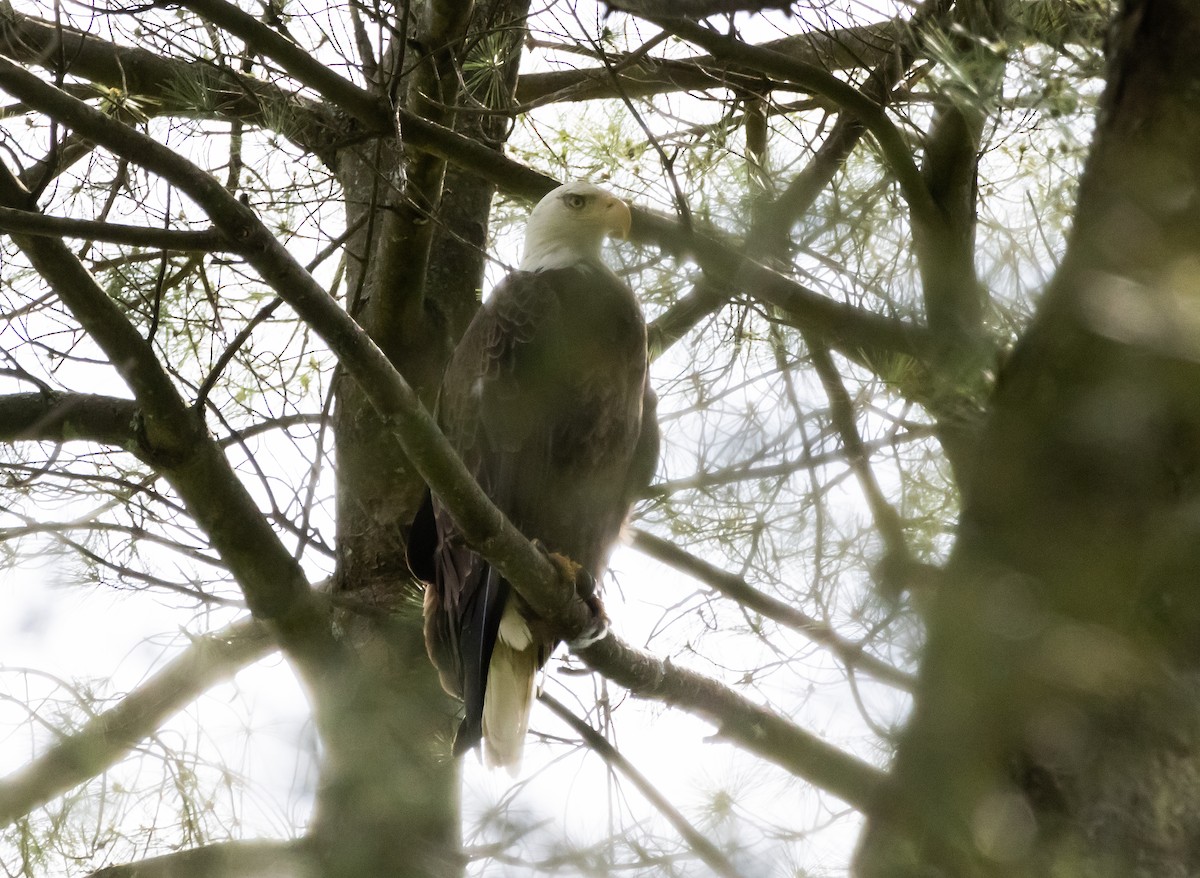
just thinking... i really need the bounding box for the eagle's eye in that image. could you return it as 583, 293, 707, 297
563, 193, 588, 210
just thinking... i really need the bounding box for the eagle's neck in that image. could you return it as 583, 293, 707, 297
520, 246, 604, 272
520, 221, 606, 272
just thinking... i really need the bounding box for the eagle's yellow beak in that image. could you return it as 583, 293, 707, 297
604, 197, 633, 240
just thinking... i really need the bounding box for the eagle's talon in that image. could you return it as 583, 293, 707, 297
532, 539, 593, 596
573, 566, 598, 600
570, 596, 610, 648
531, 539, 608, 645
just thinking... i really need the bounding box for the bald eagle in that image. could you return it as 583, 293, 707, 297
411, 182, 659, 771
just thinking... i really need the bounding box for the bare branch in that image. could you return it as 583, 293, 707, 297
0, 391, 138, 448
516, 24, 898, 106
173, 0, 386, 125
647, 426, 937, 494
86, 839, 305, 878
0, 207, 227, 250
606, 0, 789, 16
539, 692, 746, 878
0, 177, 198, 456
0, 165, 335, 668
655, 220, 936, 362
648, 4, 934, 363
640, 15, 942, 232
518, 2, 1106, 106
807, 341, 912, 574
576, 633, 885, 810
0, 618, 272, 827
631, 528, 916, 691
0, 4, 345, 158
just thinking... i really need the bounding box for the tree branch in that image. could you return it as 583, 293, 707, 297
0, 179, 198, 457
806, 340, 913, 575
576, 633, 885, 811
0, 618, 272, 827
638, 15, 942, 233
87, 839, 305, 878
0, 167, 335, 668
517, 2, 1105, 106
631, 528, 915, 691
172, 0, 386, 125
0, 3, 345, 159
516, 19, 902, 105
539, 692, 746, 878
648, 0, 937, 362
647, 426, 937, 494
0, 391, 138, 448
0, 207, 227, 250
611, 0, 789, 15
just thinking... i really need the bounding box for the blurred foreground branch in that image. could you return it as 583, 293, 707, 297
0, 617, 272, 827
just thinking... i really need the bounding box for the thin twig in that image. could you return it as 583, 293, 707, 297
540, 692, 746, 878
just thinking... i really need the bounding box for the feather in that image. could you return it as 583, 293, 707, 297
481, 603, 539, 773
452, 566, 506, 756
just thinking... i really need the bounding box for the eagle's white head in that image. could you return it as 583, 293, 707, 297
520, 181, 632, 272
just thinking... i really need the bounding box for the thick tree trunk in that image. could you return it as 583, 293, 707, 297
856, 2, 1200, 875
311, 3, 533, 875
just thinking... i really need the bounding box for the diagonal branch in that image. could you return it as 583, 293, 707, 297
0, 617, 272, 827
517, 0, 1105, 107
636, 14, 942, 234
86, 839, 306, 878
171, 0, 386, 125
516, 19, 903, 105
631, 528, 915, 691
807, 341, 912, 573
0, 169, 335, 668
576, 633, 884, 810
539, 692, 746, 878
0, 3, 345, 158
647, 2, 937, 362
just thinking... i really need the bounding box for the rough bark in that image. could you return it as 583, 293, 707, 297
322, 3, 533, 876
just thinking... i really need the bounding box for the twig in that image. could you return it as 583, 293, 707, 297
540, 692, 746, 878
0, 617, 272, 827
631, 528, 916, 691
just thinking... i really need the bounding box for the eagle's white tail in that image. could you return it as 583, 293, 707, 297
482, 603, 538, 773
482, 640, 538, 773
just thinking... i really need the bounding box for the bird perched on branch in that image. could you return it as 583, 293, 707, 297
410, 181, 659, 771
